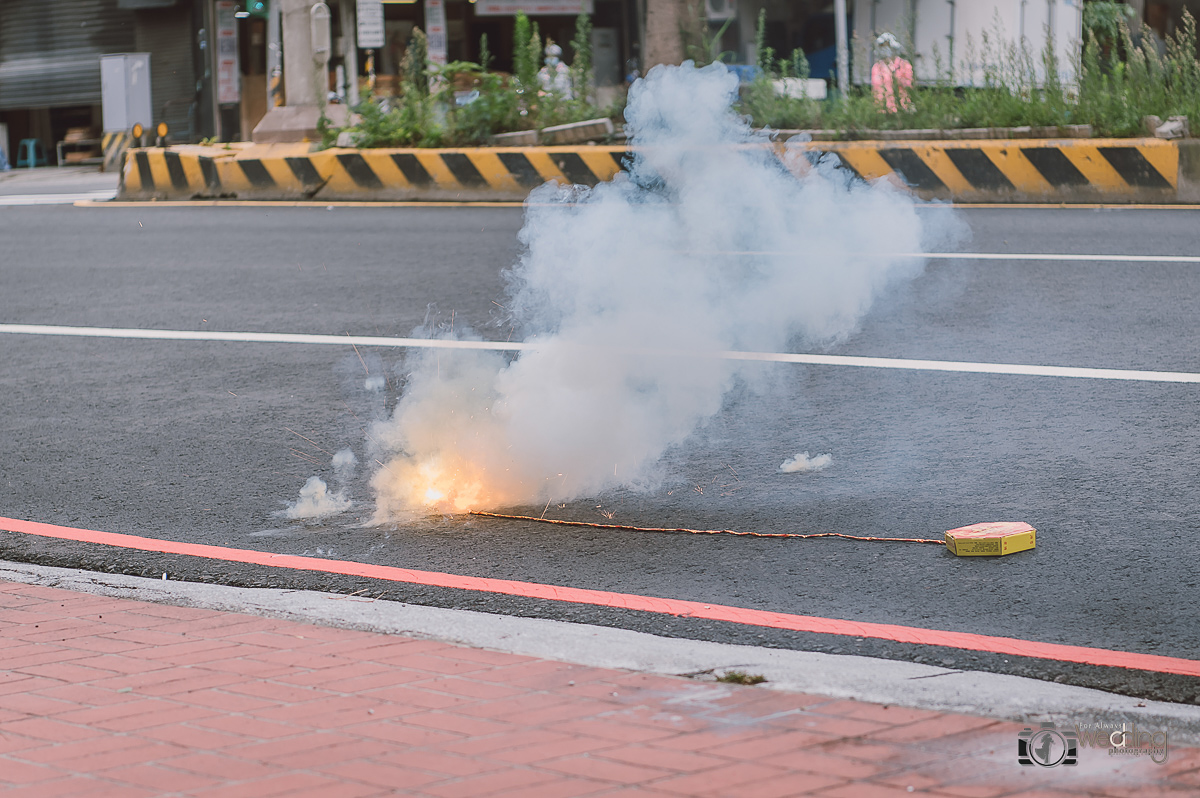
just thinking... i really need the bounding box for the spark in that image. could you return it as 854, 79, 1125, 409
289, 449, 322, 465
284, 427, 333, 456
346, 333, 368, 374
725, 464, 740, 481
228, 391, 237, 396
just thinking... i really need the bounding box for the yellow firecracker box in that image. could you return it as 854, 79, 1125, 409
944, 522, 1036, 557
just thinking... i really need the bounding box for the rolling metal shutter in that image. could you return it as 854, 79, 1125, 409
0, 0, 137, 110
133, 6, 196, 139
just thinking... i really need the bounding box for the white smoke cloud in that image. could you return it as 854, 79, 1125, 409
283, 475, 352, 520
780, 452, 833, 473
332, 447, 357, 481
368, 62, 956, 518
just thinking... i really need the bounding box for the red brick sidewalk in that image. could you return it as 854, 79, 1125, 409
0, 579, 1195, 797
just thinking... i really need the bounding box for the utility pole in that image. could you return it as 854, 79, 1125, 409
267, 0, 283, 109
835, 0, 849, 98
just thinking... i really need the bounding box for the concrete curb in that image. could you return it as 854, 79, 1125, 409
119, 139, 1200, 203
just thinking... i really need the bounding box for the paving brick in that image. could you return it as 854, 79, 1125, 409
362, 684, 477, 710
545, 717, 681, 745
540, 754, 672, 784
54, 740, 189, 773
650, 761, 791, 795
400, 710, 518, 737
0, 691, 80, 717
811, 781, 927, 797
0, 716, 107, 743
160, 751, 287, 781
227, 730, 360, 762
808, 700, 945, 727
192, 714, 299, 740
382, 748, 504, 777
0, 757, 64, 785
491, 735, 622, 765
220, 678, 336, 704
417, 766, 560, 798
440, 727, 572, 758
412, 676, 527, 701
595, 745, 728, 774
702, 729, 835, 761
193, 772, 381, 798
727, 770, 849, 797
91, 702, 219, 733
96, 762, 222, 792
340, 718, 464, 747
135, 721, 253, 750
0, 776, 121, 798
37, 683, 146, 707
760, 749, 891, 779
484, 775, 614, 798
318, 760, 445, 790
867, 715, 1005, 744
14, 732, 149, 765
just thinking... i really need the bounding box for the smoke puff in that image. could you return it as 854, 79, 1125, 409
332, 448, 357, 482
284, 476, 352, 520
369, 62, 956, 517
780, 452, 833, 473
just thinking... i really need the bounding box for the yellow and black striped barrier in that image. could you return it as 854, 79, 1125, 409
119, 139, 1190, 203
102, 131, 131, 173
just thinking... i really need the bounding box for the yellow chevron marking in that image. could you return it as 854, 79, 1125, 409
909, 146, 973, 194
1136, 143, 1178, 188
832, 147, 894, 180
358, 150, 409, 189
463, 151, 522, 191
522, 150, 568, 183
255, 157, 300, 189
214, 157, 253, 193
178, 154, 207, 192
578, 150, 622, 182
415, 152, 460, 188
1058, 145, 1126, 190
146, 151, 173, 191
308, 151, 359, 194
980, 145, 1054, 194
122, 153, 143, 193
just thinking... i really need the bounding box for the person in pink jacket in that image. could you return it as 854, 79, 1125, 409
871, 32, 913, 112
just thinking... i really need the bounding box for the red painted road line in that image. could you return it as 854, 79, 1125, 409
3, 515, 1198, 678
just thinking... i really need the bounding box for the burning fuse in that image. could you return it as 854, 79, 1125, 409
944, 522, 1036, 557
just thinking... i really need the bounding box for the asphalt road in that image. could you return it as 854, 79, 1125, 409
2, 202, 1199, 702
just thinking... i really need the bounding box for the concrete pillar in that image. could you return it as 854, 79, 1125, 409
252, 0, 346, 143
281, 0, 320, 106
644, 0, 693, 68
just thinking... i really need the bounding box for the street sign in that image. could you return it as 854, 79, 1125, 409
215, 0, 240, 104
474, 0, 593, 16
356, 0, 385, 49
424, 0, 447, 66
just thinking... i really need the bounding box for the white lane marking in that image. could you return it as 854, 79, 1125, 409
2, 323, 1198, 384
0, 324, 533, 352
922, 252, 1200, 264
0, 190, 117, 207
698, 251, 1200, 264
